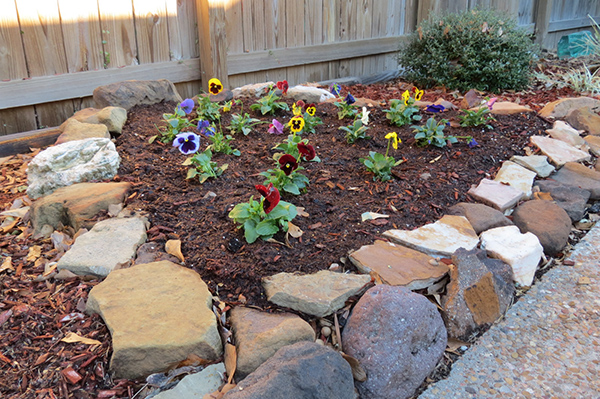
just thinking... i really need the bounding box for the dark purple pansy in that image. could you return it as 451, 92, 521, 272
278, 154, 299, 176
173, 132, 200, 155
297, 143, 316, 161
468, 138, 479, 148
425, 104, 445, 113
255, 183, 280, 214
344, 93, 355, 105
330, 82, 341, 96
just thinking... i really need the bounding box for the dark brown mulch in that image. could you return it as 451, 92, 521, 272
0, 76, 591, 398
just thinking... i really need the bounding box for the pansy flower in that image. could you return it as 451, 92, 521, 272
278, 154, 298, 175
385, 132, 400, 150
222, 101, 232, 112
292, 102, 303, 116
255, 183, 280, 214
413, 87, 424, 101
178, 98, 194, 114
298, 143, 316, 161
468, 138, 479, 148
208, 78, 223, 95
330, 82, 341, 96
304, 103, 316, 116
197, 120, 210, 134
173, 132, 200, 155
268, 119, 284, 135
276, 80, 289, 95
486, 97, 497, 111
289, 116, 305, 133
344, 93, 355, 105
361, 107, 370, 125
425, 104, 445, 113
402, 90, 411, 105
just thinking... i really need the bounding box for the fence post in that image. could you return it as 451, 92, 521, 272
534, 0, 553, 48
196, 0, 229, 90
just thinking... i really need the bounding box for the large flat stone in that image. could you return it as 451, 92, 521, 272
510, 155, 555, 178
494, 161, 537, 198
545, 120, 588, 149
382, 215, 479, 257
86, 261, 222, 380
349, 240, 449, 290
565, 107, 600, 135
93, 79, 182, 110
30, 182, 130, 234
530, 135, 591, 166
287, 85, 336, 103
447, 202, 513, 235
538, 97, 600, 119
56, 119, 110, 145
57, 217, 147, 277
59, 106, 128, 134
480, 226, 544, 287
551, 162, 600, 199
262, 270, 370, 317
467, 178, 524, 212
469, 101, 532, 115
583, 135, 600, 156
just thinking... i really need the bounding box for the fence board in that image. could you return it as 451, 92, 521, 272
166, 0, 199, 60
97, 0, 137, 67
286, 0, 305, 85
323, 0, 340, 84
305, 0, 325, 82
57, 0, 105, 73
0, 0, 28, 80
133, 0, 171, 64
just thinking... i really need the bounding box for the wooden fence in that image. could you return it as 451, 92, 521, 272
0, 0, 598, 137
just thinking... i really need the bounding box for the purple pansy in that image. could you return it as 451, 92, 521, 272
468, 138, 479, 148
268, 119, 284, 135
344, 93, 355, 105
330, 82, 341, 96
173, 132, 200, 154
197, 120, 215, 136
425, 104, 445, 113
178, 98, 195, 114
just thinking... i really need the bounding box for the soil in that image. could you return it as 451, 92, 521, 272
0, 67, 596, 398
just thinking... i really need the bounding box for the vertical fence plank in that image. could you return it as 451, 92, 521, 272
197, 0, 229, 89
132, 0, 170, 64
225, 0, 247, 88
534, 0, 553, 47
166, 0, 199, 60
323, 0, 340, 81
97, 0, 138, 68
305, 0, 324, 82
57, 0, 104, 73
264, 0, 287, 83
286, 0, 305, 85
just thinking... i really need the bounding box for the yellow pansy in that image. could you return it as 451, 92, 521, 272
402, 90, 410, 105
385, 132, 400, 150
222, 101, 232, 112
414, 88, 424, 101
208, 78, 223, 95
289, 116, 305, 133
292, 103, 302, 116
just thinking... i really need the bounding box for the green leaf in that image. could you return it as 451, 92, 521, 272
283, 182, 301, 195
229, 203, 251, 220
186, 168, 198, 179
244, 220, 259, 243
148, 135, 158, 144
255, 220, 279, 236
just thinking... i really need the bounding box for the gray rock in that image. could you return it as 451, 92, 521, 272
153, 363, 226, 399
262, 270, 371, 317
512, 200, 572, 256
223, 342, 354, 399
442, 248, 514, 340
26, 138, 120, 200
57, 217, 147, 277
447, 202, 513, 234
60, 106, 128, 134
30, 182, 130, 234
287, 85, 336, 103
56, 119, 110, 144
535, 180, 591, 222
510, 155, 555, 178
342, 285, 447, 399
551, 162, 600, 199
93, 79, 182, 110
230, 307, 315, 380
86, 261, 222, 380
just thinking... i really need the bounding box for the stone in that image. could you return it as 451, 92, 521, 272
467, 178, 525, 212
59, 106, 128, 134
383, 215, 478, 257
460, 89, 482, 109
348, 240, 449, 290
232, 82, 275, 98
86, 261, 222, 380
433, 98, 457, 110
30, 182, 130, 234
546, 120, 588, 149
584, 135, 600, 156
480, 226, 544, 286
93, 79, 182, 110
551, 162, 600, 199
441, 248, 515, 340
469, 101, 533, 115
512, 200, 573, 256
287, 85, 336, 103
57, 217, 147, 277
529, 135, 591, 166
539, 97, 600, 119
229, 307, 315, 380
262, 270, 370, 317
494, 161, 537, 198
510, 155, 555, 178
153, 363, 226, 399
222, 342, 354, 399
565, 107, 600, 135
55, 119, 110, 144
134, 242, 181, 265
534, 180, 590, 222
342, 285, 447, 399
26, 138, 120, 200
447, 202, 513, 235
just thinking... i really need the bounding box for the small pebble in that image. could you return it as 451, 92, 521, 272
429, 259, 439, 266
315, 339, 325, 346
321, 326, 332, 337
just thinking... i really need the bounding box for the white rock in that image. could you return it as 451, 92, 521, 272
27, 138, 120, 199
382, 215, 479, 257
546, 120, 588, 150
467, 178, 525, 212
529, 135, 591, 167
232, 82, 275, 98
480, 226, 543, 287
153, 363, 226, 399
287, 85, 336, 103
510, 155, 555, 178
494, 161, 537, 199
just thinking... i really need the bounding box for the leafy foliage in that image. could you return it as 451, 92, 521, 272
250, 86, 290, 115
228, 197, 297, 243
384, 98, 422, 127
196, 95, 222, 122
398, 8, 539, 92
360, 151, 403, 182
412, 117, 456, 147
151, 107, 195, 144
260, 167, 310, 195
228, 112, 265, 135
339, 120, 370, 144
183, 150, 228, 183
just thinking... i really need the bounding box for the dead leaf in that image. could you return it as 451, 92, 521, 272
1, 218, 18, 233
61, 332, 102, 346
361, 212, 389, 222
533, 192, 553, 201
0, 206, 29, 218
224, 343, 237, 384
26, 246, 42, 262
308, 222, 322, 229
341, 353, 367, 381
370, 271, 384, 285
287, 222, 303, 238
165, 240, 185, 262
481, 21, 489, 32
429, 155, 442, 164
173, 353, 211, 369
296, 206, 309, 217
446, 338, 469, 354
1, 257, 14, 273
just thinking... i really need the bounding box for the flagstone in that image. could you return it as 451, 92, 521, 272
494, 161, 537, 198
348, 240, 449, 290
551, 162, 600, 199
535, 180, 591, 222
510, 155, 555, 178
529, 135, 591, 166
565, 107, 600, 135
382, 215, 479, 257
546, 120, 588, 149
153, 363, 226, 399
467, 178, 524, 212
538, 97, 600, 119
469, 101, 532, 115
447, 202, 513, 235
55, 119, 110, 145
583, 135, 600, 156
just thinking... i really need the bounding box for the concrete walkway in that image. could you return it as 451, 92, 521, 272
419, 222, 600, 399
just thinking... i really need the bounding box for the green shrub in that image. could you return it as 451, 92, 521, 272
398, 9, 539, 93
